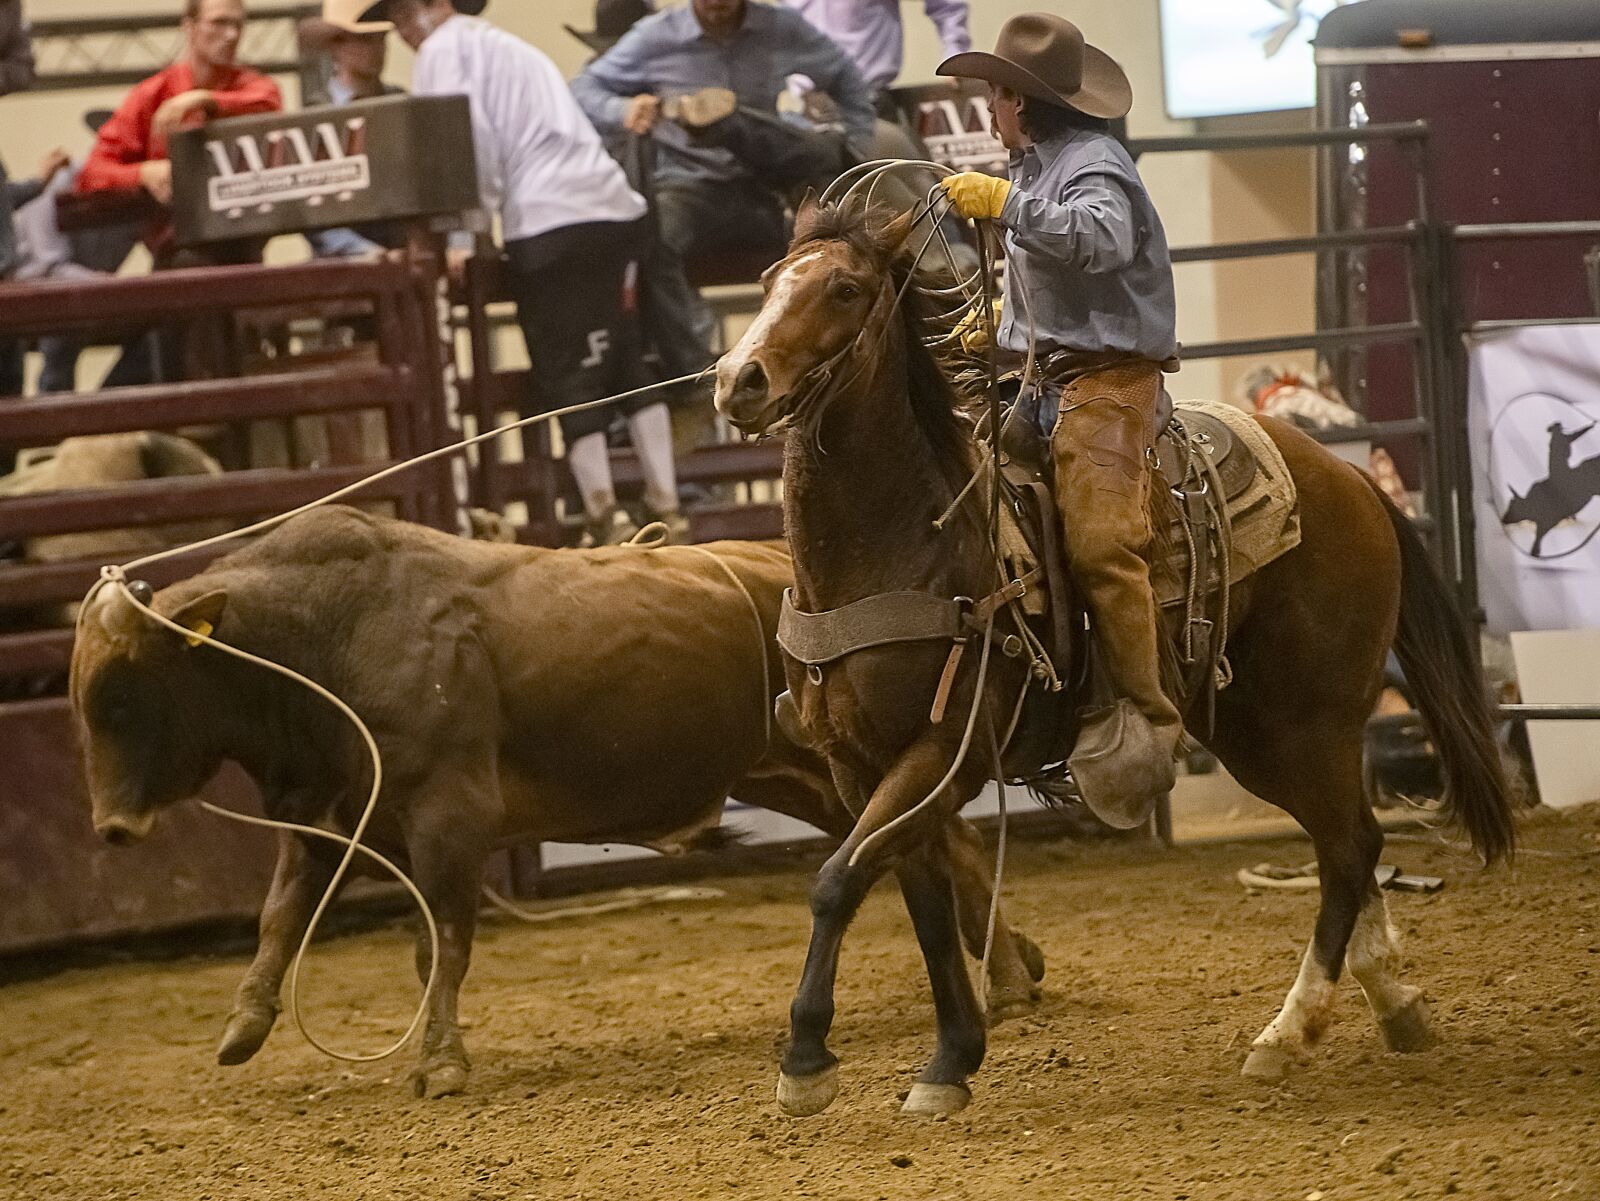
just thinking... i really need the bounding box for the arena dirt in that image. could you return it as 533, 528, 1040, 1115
2, 803, 1597, 1201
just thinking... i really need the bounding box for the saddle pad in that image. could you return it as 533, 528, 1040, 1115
1152, 399, 1301, 609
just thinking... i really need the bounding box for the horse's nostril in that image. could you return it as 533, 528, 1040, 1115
101, 825, 133, 847
735, 361, 767, 397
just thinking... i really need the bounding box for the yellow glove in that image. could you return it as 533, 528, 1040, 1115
940, 172, 1012, 221
954, 298, 1004, 354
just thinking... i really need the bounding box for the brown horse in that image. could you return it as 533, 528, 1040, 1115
713, 200, 1515, 1117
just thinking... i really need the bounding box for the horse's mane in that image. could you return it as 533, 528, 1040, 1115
790, 202, 978, 489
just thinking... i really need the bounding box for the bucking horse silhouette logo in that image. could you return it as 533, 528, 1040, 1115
1500, 421, 1600, 558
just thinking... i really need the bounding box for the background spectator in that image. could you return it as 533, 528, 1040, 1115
786, 0, 970, 112
7, 126, 139, 396
299, 0, 407, 259
75, 0, 281, 387
76, 0, 281, 267
571, 0, 875, 398
368, 0, 687, 544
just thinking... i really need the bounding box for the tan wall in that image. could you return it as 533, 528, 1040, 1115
3, 0, 1319, 404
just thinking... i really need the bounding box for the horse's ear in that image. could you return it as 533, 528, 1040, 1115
875, 207, 919, 258
793, 189, 824, 239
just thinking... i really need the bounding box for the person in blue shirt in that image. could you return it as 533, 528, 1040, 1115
938, 14, 1183, 825
572, 0, 875, 385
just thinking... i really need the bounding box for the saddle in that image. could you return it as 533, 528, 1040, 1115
775, 402, 1292, 746
995, 402, 1265, 731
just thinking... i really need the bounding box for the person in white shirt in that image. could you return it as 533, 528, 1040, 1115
363, 0, 686, 545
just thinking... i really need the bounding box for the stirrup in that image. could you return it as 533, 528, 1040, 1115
1067, 699, 1175, 829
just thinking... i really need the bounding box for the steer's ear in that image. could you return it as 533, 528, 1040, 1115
170, 588, 227, 649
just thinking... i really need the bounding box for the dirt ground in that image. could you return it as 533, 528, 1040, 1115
2, 804, 1597, 1201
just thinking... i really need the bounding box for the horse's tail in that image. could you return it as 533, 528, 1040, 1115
1370, 479, 1517, 864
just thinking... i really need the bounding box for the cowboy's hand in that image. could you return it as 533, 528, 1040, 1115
940, 172, 1012, 221
955, 298, 1004, 354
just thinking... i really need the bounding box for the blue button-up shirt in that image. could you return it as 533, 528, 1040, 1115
571, 2, 876, 188
786, 0, 970, 92
997, 127, 1177, 364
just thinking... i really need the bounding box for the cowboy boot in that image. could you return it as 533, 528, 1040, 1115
1051, 363, 1182, 827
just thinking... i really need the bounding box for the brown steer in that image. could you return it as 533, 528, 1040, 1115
70, 505, 1043, 1097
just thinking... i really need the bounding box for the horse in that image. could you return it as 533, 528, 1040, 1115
712, 199, 1515, 1117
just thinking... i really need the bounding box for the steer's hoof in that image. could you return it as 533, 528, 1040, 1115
1380, 996, 1433, 1054
411, 1060, 469, 1099
901, 1082, 971, 1117
1014, 931, 1046, 983
776, 1066, 839, 1117
216, 1005, 277, 1066
1240, 1044, 1300, 1083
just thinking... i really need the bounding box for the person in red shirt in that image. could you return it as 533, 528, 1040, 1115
77, 0, 281, 260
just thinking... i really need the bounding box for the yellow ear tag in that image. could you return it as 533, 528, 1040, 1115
184, 619, 214, 649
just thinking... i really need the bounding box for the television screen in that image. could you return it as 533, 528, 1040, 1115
1159, 0, 1350, 120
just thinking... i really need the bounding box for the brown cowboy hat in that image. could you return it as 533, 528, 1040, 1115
937, 12, 1132, 121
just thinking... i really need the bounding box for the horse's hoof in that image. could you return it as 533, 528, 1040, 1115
985, 986, 1040, 1026
1380, 996, 1433, 1054
1241, 1044, 1301, 1082
776, 1066, 839, 1117
1014, 932, 1046, 983
411, 1060, 469, 1099
216, 1004, 277, 1065
901, 1082, 971, 1117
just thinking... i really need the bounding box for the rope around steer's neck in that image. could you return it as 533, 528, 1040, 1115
83, 371, 704, 1065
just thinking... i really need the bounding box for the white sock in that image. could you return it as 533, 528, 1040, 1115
566, 431, 616, 520
627, 402, 679, 514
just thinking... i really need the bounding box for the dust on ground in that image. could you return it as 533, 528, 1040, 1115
2, 804, 1597, 1201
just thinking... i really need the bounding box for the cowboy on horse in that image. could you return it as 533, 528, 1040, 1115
936, 13, 1181, 822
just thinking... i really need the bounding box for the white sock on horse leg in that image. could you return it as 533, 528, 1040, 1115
1346, 893, 1421, 1020
628, 403, 680, 515
567, 432, 617, 520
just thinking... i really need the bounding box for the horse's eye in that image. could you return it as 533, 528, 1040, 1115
835, 283, 861, 303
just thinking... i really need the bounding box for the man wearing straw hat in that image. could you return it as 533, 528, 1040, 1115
938, 13, 1181, 822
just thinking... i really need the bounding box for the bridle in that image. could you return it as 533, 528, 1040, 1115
744, 251, 897, 448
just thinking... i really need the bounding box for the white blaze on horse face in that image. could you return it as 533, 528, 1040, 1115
715, 250, 828, 419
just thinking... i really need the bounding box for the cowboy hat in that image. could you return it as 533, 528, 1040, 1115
305, 0, 392, 39
937, 12, 1132, 121
564, 0, 652, 56
358, 0, 487, 20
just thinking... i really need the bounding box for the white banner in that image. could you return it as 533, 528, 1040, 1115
1468, 323, 1600, 634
